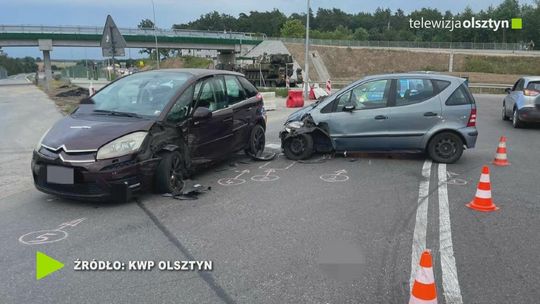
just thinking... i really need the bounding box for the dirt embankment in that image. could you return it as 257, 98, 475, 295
285, 43, 536, 85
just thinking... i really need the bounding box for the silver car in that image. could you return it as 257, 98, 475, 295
502, 76, 540, 128
280, 73, 478, 163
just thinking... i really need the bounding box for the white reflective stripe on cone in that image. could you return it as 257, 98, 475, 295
414, 267, 435, 285
475, 189, 492, 199
495, 153, 507, 160
479, 174, 490, 183
499, 142, 506, 148
409, 296, 438, 304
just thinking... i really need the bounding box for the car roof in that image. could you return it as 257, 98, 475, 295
139, 68, 244, 78
362, 73, 464, 82
522, 76, 540, 82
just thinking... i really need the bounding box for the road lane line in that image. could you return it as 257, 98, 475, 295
438, 164, 464, 304
410, 159, 432, 290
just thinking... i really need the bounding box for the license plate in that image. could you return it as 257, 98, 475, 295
46, 166, 74, 184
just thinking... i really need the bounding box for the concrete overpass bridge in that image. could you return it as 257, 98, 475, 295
0, 25, 263, 89
0, 25, 262, 51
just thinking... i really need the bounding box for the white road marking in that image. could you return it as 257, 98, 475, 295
410, 159, 432, 290
438, 164, 463, 304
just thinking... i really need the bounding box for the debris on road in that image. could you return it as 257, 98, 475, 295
247, 151, 277, 161
163, 180, 211, 200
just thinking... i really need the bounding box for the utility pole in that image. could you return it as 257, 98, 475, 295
151, 0, 160, 69
304, 0, 310, 98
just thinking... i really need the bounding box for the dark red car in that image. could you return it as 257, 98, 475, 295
32, 69, 266, 202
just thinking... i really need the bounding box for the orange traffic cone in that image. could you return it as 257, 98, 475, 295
410, 250, 437, 304
493, 136, 510, 166
466, 166, 499, 212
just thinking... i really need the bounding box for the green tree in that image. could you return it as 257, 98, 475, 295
353, 27, 369, 40
280, 20, 305, 38
138, 19, 172, 60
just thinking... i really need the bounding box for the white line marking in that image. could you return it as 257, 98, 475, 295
438, 164, 463, 304
410, 159, 432, 290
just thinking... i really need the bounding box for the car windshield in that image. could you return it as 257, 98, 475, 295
90, 71, 191, 118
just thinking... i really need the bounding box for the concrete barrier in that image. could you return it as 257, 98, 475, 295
260, 91, 277, 111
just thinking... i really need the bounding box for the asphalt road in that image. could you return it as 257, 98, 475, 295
0, 85, 538, 304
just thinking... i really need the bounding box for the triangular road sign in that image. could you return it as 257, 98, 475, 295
36, 251, 64, 280
101, 15, 126, 57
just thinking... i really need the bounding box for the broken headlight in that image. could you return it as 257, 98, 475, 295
97, 132, 147, 160
286, 121, 304, 129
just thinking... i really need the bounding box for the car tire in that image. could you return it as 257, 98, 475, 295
283, 133, 314, 160
427, 132, 464, 164
154, 151, 185, 194
502, 103, 509, 121
245, 124, 266, 157
512, 108, 523, 128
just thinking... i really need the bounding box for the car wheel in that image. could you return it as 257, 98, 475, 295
502, 103, 509, 121
245, 124, 266, 157
512, 108, 523, 128
427, 132, 464, 164
283, 133, 314, 160
154, 151, 185, 194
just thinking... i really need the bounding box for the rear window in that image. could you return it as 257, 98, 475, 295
238, 76, 258, 98
433, 80, 451, 92
526, 81, 540, 91
446, 85, 475, 106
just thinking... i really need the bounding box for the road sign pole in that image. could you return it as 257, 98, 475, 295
110, 25, 116, 77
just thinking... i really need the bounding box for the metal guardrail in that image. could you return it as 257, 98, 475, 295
0, 25, 262, 41
273, 37, 527, 51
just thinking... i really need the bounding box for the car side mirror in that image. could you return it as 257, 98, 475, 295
193, 107, 212, 120
343, 105, 355, 112
505, 88, 512, 94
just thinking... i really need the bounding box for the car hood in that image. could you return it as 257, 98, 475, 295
41, 114, 155, 151
286, 104, 315, 123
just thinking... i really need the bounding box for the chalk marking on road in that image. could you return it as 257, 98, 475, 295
438, 164, 464, 304
446, 170, 467, 186
259, 161, 295, 170
217, 169, 249, 186
251, 169, 279, 182
410, 159, 432, 290
18, 217, 86, 245
320, 169, 349, 182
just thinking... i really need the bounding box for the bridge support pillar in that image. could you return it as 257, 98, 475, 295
38, 39, 53, 91
217, 50, 235, 68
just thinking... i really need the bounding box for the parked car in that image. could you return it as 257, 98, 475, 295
32, 69, 266, 202
502, 76, 540, 127
280, 73, 477, 163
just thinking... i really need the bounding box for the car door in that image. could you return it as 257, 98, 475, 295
189, 76, 233, 161
224, 75, 253, 151
317, 79, 391, 151
386, 78, 443, 149
506, 78, 524, 112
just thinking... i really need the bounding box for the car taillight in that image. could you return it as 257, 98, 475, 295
524, 89, 540, 96
467, 108, 477, 127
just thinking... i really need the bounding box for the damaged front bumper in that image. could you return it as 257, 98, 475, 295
279, 116, 334, 154
31, 150, 160, 202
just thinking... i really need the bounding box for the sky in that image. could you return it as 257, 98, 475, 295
0, 0, 535, 59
